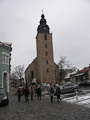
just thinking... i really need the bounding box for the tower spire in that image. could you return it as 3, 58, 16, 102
37, 14, 50, 34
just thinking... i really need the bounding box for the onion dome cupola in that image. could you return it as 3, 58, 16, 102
37, 14, 50, 34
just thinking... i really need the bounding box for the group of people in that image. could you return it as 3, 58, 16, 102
17, 84, 42, 102
17, 84, 61, 103
49, 84, 61, 103
17, 85, 33, 102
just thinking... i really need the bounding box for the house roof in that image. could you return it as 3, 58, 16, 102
79, 66, 90, 73
70, 65, 90, 77
0, 41, 12, 50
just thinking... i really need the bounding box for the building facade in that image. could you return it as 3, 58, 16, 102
25, 14, 59, 85
70, 65, 90, 84
0, 42, 12, 92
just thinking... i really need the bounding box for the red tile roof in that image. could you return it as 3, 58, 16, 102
79, 66, 90, 73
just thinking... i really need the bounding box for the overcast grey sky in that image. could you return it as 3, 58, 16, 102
0, 0, 90, 71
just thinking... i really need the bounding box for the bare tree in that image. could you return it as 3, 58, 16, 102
58, 56, 71, 70
10, 72, 18, 79
57, 56, 77, 83
58, 56, 78, 72
13, 65, 24, 79
10, 65, 25, 86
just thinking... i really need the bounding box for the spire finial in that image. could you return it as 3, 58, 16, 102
37, 12, 50, 33
41, 9, 43, 14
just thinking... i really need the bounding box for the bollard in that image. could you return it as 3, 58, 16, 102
75, 89, 78, 101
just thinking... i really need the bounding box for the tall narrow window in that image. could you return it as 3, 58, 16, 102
45, 34, 47, 40
47, 68, 49, 72
46, 51, 48, 56
45, 44, 47, 48
31, 71, 34, 79
2, 52, 9, 65
46, 60, 48, 64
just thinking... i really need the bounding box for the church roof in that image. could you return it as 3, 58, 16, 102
37, 14, 50, 34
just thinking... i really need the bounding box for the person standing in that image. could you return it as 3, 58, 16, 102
22, 87, 24, 95
36, 85, 42, 100
49, 85, 54, 103
24, 86, 29, 102
17, 88, 21, 102
30, 86, 34, 101
56, 85, 61, 103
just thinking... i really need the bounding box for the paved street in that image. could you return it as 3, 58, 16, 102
0, 92, 90, 120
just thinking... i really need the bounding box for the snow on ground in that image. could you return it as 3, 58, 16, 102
63, 93, 90, 108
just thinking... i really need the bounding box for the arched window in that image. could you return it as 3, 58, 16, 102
31, 71, 34, 79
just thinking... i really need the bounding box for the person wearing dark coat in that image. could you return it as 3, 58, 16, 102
17, 88, 21, 102
49, 85, 54, 103
36, 85, 42, 100
24, 86, 29, 102
56, 85, 61, 103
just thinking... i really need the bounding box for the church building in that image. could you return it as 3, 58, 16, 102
25, 14, 59, 85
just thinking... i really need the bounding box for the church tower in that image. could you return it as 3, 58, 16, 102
36, 14, 56, 84
25, 14, 58, 85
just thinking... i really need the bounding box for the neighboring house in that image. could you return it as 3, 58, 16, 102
65, 73, 71, 82
70, 65, 90, 84
0, 42, 12, 92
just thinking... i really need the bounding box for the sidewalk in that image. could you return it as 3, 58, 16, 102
63, 93, 90, 108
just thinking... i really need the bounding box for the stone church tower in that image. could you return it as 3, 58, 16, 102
25, 14, 59, 85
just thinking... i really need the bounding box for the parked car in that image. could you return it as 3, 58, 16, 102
0, 88, 9, 106
60, 82, 78, 94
